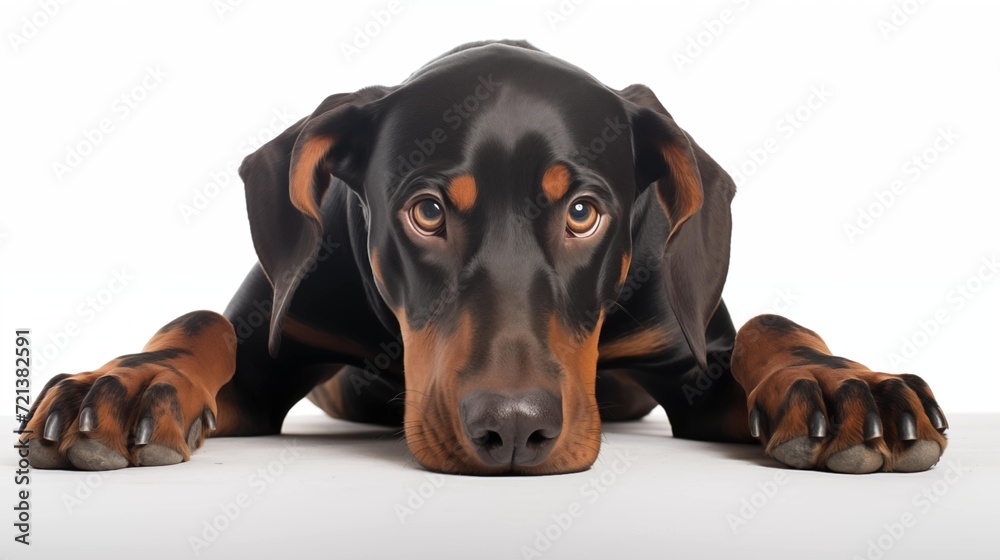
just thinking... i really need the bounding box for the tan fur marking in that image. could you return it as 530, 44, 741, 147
399, 311, 479, 472
290, 135, 335, 221
618, 253, 632, 286
281, 316, 372, 358
541, 312, 604, 474
542, 164, 571, 203
658, 142, 704, 241
370, 248, 384, 287
447, 174, 477, 211
598, 327, 671, 361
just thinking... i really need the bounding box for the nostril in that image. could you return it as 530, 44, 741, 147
474, 430, 504, 450
526, 429, 557, 449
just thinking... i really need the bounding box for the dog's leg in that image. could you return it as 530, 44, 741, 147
22, 310, 238, 470
595, 369, 659, 422
307, 365, 406, 426
22, 266, 335, 471
627, 302, 755, 443
730, 314, 948, 473
215, 265, 363, 437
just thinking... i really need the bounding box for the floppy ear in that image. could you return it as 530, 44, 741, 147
238, 87, 390, 357
619, 84, 736, 371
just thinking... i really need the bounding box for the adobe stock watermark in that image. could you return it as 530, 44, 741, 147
545, 254, 663, 363
340, 0, 402, 63
519, 115, 627, 220
189, 440, 303, 555
34, 269, 134, 373
729, 84, 833, 188
672, 0, 751, 72
390, 74, 500, 180
885, 253, 998, 368
566, 117, 627, 169
231, 234, 341, 344
519, 449, 635, 559
179, 107, 296, 222
877, 0, 929, 41
842, 126, 957, 243
394, 460, 456, 523
352, 279, 463, 393
726, 471, 789, 533
211, 0, 244, 21
852, 458, 970, 560
62, 471, 112, 514
52, 65, 168, 182
7, 0, 70, 54
544, 0, 587, 30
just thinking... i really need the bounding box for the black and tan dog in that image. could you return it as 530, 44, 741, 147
23, 41, 948, 475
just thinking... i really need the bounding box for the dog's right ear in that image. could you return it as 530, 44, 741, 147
238, 87, 391, 357
618, 84, 736, 372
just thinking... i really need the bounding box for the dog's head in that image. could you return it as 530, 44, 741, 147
240, 41, 734, 474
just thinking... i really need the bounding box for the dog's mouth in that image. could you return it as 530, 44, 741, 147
394, 306, 606, 475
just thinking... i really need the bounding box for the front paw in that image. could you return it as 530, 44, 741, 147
21, 360, 217, 471
747, 367, 947, 474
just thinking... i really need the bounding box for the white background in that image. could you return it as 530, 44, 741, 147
2, 3, 999, 560
2, 0, 999, 416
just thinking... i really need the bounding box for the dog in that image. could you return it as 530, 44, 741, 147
23, 40, 947, 475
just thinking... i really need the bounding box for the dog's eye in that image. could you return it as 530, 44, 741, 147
410, 198, 445, 235
566, 200, 599, 237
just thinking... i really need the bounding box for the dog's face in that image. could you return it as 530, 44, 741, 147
364, 57, 637, 474
240, 42, 732, 475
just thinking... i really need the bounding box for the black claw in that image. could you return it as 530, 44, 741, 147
808, 410, 828, 438
749, 407, 762, 438
928, 407, 947, 431
864, 410, 883, 440
186, 418, 203, 450
204, 408, 217, 431
78, 407, 96, 433
43, 413, 61, 442
136, 417, 154, 446
899, 412, 918, 441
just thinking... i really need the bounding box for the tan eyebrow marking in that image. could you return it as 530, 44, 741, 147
542, 164, 571, 203
446, 174, 477, 211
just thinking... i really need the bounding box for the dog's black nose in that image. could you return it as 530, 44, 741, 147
460, 390, 562, 468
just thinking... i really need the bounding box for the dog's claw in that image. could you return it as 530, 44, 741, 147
43, 413, 61, 442
899, 412, 918, 441
864, 410, 883, 440
186, 418, 202, 449
136, 417, 154, 446
204, 408, 217, 431
928, 407, 947, 432
808, 410, 828, 438
79, 407, 96, 432
749, 407, 762, 438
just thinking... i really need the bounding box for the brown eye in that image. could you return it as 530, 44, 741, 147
566, 200, 599, 237
410, 198, 445, 235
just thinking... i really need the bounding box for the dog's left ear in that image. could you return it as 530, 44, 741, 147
619, 84, 736, 371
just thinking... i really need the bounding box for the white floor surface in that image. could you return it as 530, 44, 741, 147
3, 409, 997, 560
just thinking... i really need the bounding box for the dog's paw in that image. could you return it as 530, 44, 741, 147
22, 363, 218, 470
748, 368, 947, 474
